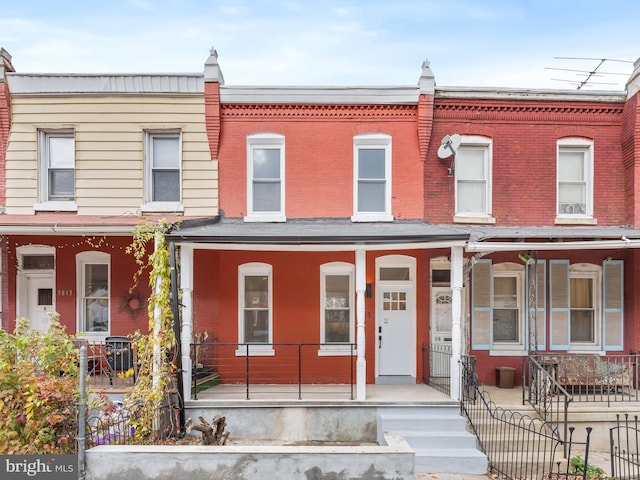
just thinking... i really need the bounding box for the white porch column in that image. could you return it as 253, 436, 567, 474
180, 245, 194, 401
355, 249, 367, 400
450, 245, 464, 401
152, 233, 163, 387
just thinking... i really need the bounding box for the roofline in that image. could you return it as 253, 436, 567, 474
466, 238, 640, 252
0, 225, 135, 235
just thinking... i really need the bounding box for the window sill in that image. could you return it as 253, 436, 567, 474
317, 347, 357, 356
34, 201, 78, 212
244, 214, 286, 223
351, 214, 394, 223
554, 216, 597, 225
235, 347, 275, 356
141, 202, 184, 213
453, 215, 496, 225
489, 349, 527, 357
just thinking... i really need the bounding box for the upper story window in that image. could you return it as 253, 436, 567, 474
454, 136, 493, 223
237, 263, 274, 356
245, 133, 285, 222
142, 131, 182, 213
76, 251, 110, 337
319, 262, 355, 355
36, 130, 76, 211
352, 133, 393, 222
556, 138, 594, 221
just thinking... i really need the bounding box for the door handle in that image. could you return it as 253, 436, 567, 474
378, 335, 382, 348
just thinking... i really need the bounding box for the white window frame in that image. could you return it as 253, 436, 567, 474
319, 262, 355, 356
76, 251, 110, 340
245, 133, 286, 222
35, 129, 77, 212
141, 130, 183, 213
454, 136, 494, 224
490, 263, 525, 353
236, 263, 274, 356
569, 263, 601, 350
352, 133, 393, 222
556, 138, 594, 222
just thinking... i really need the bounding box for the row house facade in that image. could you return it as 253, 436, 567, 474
2, 47, 640, 401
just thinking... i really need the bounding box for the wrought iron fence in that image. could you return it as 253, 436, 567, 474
532, 353, 639, 406
73, 337, 137, 389
461, 355, 594, 480
523, 355, 572, 447
610, 414, 640, 480
427, 342, 452, 396
190, 342, 356, 400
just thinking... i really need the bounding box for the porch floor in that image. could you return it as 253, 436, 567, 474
187, 382, 457, 406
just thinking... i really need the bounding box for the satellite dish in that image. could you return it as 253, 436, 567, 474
437, 134, 461, 159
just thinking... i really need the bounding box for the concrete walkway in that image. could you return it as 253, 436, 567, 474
416, 473, 489, 479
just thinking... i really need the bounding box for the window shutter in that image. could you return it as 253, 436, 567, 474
550, 260, 569, 350
472, 259, 492, 350
526, 260, 546, 350
603, 260, 624, 351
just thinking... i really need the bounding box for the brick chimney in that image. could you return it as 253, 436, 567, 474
626, 56, 640, 99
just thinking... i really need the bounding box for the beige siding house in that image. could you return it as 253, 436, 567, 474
5, 74, 217, 217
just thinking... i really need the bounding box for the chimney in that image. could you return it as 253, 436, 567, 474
204, 47, 224, 85
0, 48, 15, 78
626, 56, 640, 99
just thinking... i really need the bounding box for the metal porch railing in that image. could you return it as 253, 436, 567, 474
426, 342, 452, 396
610, 414, 640, 479
190, 342, 356, 400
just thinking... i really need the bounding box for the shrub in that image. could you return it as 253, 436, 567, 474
0, 314, 79, 453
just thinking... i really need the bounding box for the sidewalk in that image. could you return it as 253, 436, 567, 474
416, 474, 488, 480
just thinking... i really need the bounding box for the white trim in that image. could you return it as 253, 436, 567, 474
245, 133, 286, 222
556, 138, 594, 220
352, 133, 393, 222
490, 262, 526, 350
33, 201, 78, 212
238, 262, 273, 352
175, 240, 468, 252
455, 136, 492, 218
319, 262, 355, 351
144, 130, 182, 205
76, 251, 111, 339
140, 201, 184, 213
16, 245, 56, 323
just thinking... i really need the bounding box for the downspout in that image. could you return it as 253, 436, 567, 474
169, 241, 185, 437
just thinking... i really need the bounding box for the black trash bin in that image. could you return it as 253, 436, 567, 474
105, 336, 134, 385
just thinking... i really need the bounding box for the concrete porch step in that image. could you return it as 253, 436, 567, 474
413, 447, 489, 474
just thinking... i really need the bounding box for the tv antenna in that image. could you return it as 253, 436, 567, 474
437, 134, 461, 176
546, 57, 633, 90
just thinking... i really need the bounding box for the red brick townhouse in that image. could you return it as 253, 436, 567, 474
168, 51, 640, 399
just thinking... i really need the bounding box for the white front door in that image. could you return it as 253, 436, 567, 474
26, 275, 55, 331
431, 286, 453, 378
378, 286, 413, 376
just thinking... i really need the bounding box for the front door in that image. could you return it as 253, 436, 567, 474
26, 275, 55, 331
431, 286, 453, 378
378, 286, 413, 376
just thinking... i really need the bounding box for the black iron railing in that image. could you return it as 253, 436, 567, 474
190, 342, 356, 400
523, 355, 572, 448
73, 338, 137, 389
461, 356, 594, 480
610, 414, 640, 479
427, 343, 452, 396
532, 353, 639, 406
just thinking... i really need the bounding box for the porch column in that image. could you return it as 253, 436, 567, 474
180, 245, 194, 401
153, 232, 163, 387
355, 249, 366, 400
450, 245, 464, 401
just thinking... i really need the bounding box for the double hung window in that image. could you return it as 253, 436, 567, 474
77, 252, 110, 336
237, 263, 274, 355
37, 130, 76, 210
455, 136, 492, 221
557, 139, 593, 219
246, 134, 285, 222
320, 263, 354, 354
144, 131, 181, 211
352, 133, 392, 222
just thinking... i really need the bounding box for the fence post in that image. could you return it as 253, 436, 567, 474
298, 344, 302, 401
78, 345, 87, 480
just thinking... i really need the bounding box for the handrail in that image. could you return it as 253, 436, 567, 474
190, 341, 357, 401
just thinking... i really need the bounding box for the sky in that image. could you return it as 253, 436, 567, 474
1, 0, 638, 90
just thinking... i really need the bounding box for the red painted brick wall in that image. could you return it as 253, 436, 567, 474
216, 105, 424, 220
193, 249, 425, 384
4, 235, 151, 336
426, 99, 626, 226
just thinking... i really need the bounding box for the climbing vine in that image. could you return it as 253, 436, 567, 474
124, 219, 177, 441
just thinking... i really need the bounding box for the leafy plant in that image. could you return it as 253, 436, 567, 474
0, 314, 79, 453
570, 455, 611, 480
123, 219, 178, 442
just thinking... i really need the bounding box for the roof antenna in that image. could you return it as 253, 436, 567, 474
437, 134, 461, 177
546, 57, 633, 89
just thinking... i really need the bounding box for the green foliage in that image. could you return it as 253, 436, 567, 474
124, 219, 177, 442
570, 455, 611, 480
0, 314, 79, 453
